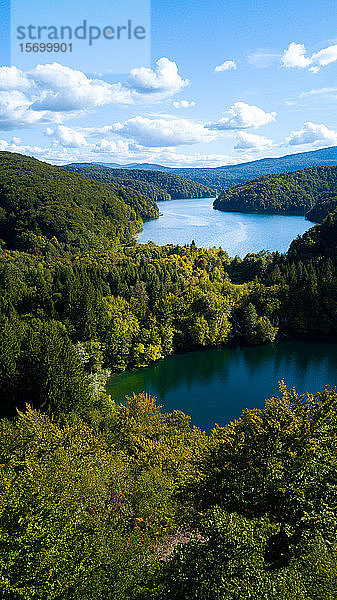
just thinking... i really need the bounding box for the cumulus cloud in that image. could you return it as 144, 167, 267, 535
214, 60, 237, 72
30, 63, 117, 111
127, 57, 189, 97
0, 126, 260, 167
46, 125, 88, 148
0, 66, 30, 90
286, 121, 337, 147
206, 102, 276, 130
0, 58, 189, 130
281, 43, 311, 69
112, 116, 214, 147
234, 131, 273, 150
0, 90, 60, 130
172, 100, 196, 109
0, 137, 46, 156
281, 42, 337, 72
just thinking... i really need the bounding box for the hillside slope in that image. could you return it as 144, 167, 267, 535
288, 208, 337, 257
65, 164, 216, 199
214, 166, 337, 218
64, 164, 163, 218
0, 152, 144, 251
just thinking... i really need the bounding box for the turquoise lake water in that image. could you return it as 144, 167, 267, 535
107, 340, 337, 431
138, 197, 313, 257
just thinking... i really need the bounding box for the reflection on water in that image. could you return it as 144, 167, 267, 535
107, 340, 337, 431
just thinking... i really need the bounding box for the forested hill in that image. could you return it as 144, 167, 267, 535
289, 208, 337, 257
65, 163, 216, 199
0, 152, 150, 251
64, 164, 166, 218
214, 166, 337, 219
305, 194, 337, 223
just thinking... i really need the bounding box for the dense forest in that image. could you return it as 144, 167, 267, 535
0, 152, 159, 251
65, 164, 171, 203
214, 166, 337, 219
305, 194, 337, 223
1, 152, 337, 599
65, 163, 215, 200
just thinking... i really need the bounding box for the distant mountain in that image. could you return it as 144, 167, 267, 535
99, 162, 173, 172
70, 146, 337, 191
214, 166, 337, 220
65, 164, 215, 200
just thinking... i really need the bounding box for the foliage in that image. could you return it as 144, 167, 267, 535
0, 152, 145, 252
65, 164, 215, 201
0, 394, 206, 600
214, 166, 337, 216
153, 383, 337, 600
1, 386, 337, 599
306, 194, 337, 223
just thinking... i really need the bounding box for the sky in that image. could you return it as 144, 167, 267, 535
0, 0, 337, 167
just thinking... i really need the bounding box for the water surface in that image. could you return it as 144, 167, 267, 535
107, 341, 337, 430
138, 197, 313, 257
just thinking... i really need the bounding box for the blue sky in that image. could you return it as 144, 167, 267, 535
0, 0, 337, 166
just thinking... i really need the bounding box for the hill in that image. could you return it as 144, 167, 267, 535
305, 193, 337, 223
64, 164, 162, 219
0, 152, 145, 251
95, 146, 337, 190
65, 163, 216, 199
288, 208, 337, 258
214, 166, 337, 218
64, 164, 170, 208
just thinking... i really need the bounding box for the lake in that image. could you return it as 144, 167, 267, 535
138, 197, 313, 257
106, 340, 337, 431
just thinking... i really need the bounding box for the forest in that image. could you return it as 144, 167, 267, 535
0, 151, 337, 599
214, 165, 337, 220
65, 164, 215, 201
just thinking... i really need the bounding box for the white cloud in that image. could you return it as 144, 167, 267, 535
93, 139, 130, 154
0, 66, 30, 90
30, 63, 117, 111
234, 131, 273, 150
0, 137, 46, 156
214, 60, 237, 72
46, 125, 88, 148
172, 100, 196, 109
281, 42, 337, 72
0, 58, 189, 130
281, 43, 311, 69
311, 45, 337, 69
0, 90, 61, 130
127, 57, 189, 98
112, 116, 215, 147
286, 121, 337, 147
206, 102, 276, 130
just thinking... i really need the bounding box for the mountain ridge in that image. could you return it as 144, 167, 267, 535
66, 146, 337, 190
